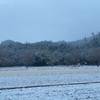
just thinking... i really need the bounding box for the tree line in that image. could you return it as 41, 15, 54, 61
0, 33, 100, 67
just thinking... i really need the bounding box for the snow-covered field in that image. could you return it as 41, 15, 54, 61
0, 66, 100, 100
1, 83, 100, 100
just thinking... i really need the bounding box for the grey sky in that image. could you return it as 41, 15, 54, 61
0, 0, 100, 43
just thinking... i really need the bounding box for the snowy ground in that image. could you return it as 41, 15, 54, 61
0, 66, 100, 100
1, 83, 100, 100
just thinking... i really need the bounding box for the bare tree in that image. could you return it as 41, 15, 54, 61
21, 50, 36, 68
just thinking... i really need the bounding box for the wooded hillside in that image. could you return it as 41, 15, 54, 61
0, 33, 100, 67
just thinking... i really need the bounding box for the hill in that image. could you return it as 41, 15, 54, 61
0, 33, 100, 67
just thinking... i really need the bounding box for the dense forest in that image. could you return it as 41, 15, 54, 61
0, 33, 100, 67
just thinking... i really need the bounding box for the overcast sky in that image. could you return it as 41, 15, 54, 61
0, 0, 100, 43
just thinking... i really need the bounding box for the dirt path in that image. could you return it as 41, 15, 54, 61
0, 67, 100, 76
